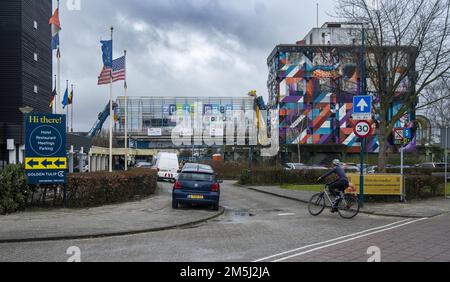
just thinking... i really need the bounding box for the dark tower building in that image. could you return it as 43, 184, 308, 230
0, 0, 52, 166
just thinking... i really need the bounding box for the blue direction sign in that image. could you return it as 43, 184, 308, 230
353, 95, 372, 120
404, 128, 412, 140
25, 114, 67, 185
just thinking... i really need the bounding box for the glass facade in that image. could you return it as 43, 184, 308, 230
115, 96, 256, 136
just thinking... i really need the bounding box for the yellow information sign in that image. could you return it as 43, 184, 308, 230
347, 174, 403, 196
25, 157, 68, 170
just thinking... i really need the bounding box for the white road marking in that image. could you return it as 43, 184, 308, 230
278, 213, 296, 216
273, 218, 427, 262
253, 218, 414, 262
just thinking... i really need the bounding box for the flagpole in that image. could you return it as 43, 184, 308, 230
56, 0, 61, 115
57, 50, 61, 114
66, 80, 69, 132
53, 75, 57, 114
71, 84, 74, 132
109, 26, 114, 173
124, 49, 128, 171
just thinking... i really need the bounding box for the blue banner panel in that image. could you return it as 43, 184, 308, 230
25, 114, 67, 185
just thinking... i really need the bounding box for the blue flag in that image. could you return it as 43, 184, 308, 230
62, 86, 69, 109
51, 33, 60, 50
101, 40, 113, 67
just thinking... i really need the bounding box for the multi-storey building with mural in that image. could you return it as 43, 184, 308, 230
267, 22, 416, 163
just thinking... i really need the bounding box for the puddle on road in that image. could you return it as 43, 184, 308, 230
234, 211, 256, 217
222, 208, 291, 219
180, 208, 298, 227
222, 208, 256, 218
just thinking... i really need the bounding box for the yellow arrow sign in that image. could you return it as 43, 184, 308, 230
25, 158, 67, 170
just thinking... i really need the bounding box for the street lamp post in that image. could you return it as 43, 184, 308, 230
19, 106, 34, 164
359, 25, 366, 205
445, 126, 448, 199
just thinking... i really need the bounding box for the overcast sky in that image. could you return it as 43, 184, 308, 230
53, 0, 336, 131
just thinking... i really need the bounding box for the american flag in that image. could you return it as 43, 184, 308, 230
97, 56, 126, 85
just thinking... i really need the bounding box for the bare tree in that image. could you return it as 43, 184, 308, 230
419, 78, 450, 128
335, 0, 450, 172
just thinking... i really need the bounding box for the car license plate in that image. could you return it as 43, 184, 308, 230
188, 195, 204, 200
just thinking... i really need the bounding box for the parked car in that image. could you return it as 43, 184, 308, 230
182, 163, 205, 171
341, 163, 360, 173
283, 163, 307, 170
417, 162, 446, 169
389, 165, 412, 169
135, 162, 153, 168
308, 165, 328, 170
282, 163, 328, 171
172, 164, 222, 211
417, 163, 450, 180
365, 165, 377, 174
152, 152, 179, 182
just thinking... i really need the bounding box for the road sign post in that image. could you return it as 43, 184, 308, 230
400, 144, 405, 202
353, 95, 372, 205
393, 127, 413, 202
360, 138, 364, 204
354, 120, 371, 205
357, 26, 367, 205
352, 96, 372, 121
25, 114, 67, 205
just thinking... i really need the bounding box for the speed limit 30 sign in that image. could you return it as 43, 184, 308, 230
354, 120, 372, 138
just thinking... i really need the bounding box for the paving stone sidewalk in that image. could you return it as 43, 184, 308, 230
0, 185, 223, 242
246, 185, 450, 218
283, 214, 450, 262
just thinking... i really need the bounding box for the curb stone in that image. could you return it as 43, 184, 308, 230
0, 207, 225, 244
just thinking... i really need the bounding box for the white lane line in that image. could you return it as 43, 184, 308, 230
273, 217, 428, 262
253, 218, 413, 262
278, 213, 296, 216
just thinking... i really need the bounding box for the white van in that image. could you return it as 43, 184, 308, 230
152, 152, 179, 182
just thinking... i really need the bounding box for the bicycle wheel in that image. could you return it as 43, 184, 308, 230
338, 194, 360, 219
308, 193, 326, 216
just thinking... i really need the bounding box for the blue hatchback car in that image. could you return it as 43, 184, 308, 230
172, 164, 222, 211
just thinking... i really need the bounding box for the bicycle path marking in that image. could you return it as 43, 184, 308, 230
253, 218, 423, 262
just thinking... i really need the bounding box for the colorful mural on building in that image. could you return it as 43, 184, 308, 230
267, 46, 404, 153
267, 46, 415, 153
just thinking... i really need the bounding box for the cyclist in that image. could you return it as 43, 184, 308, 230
317, 159, 349, 213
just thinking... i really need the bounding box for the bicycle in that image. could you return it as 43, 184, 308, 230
308, 182, 360, 219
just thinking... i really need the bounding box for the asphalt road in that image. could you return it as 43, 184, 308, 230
0, 181, 439, 262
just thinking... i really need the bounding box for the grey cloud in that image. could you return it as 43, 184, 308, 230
55, 0, 335, 131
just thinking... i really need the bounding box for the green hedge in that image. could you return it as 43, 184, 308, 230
210, 161, 247, 180
65, 169, 157, 208
385, 168, 447, 175
239, 168, 445, 201
239, 168, 325, 186
0, 166, 157, 214
0, 165, 30, 214
404, 175, 445, 200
